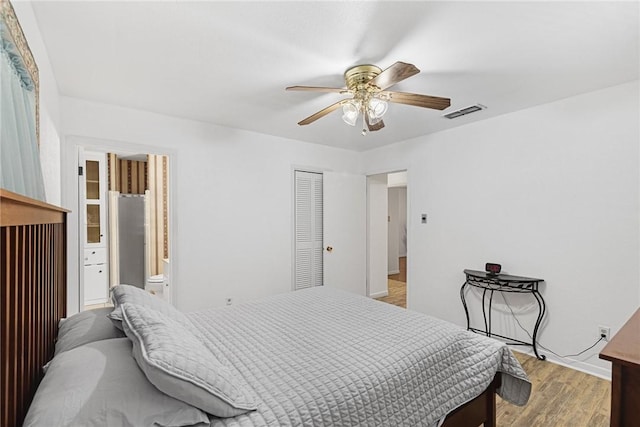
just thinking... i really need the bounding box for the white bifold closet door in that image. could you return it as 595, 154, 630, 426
294, 171, 323, 290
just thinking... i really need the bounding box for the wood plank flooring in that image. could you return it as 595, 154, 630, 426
500, 352, 610, 427
379, 256, 407, 307
376, 257, 611, 426
388, 256, 407, 282
376, 279, 407, 308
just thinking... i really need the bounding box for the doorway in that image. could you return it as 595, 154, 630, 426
78, 148, 171, 310
367, 170, 408, 308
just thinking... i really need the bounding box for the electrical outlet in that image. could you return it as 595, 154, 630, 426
225, 297, 233, 306
598, 325, 610, 341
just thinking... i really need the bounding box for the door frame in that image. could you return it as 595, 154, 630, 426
62, 135, 177, 314
366, 168, 409, 305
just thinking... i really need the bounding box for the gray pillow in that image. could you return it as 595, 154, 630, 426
109, 284, 190, 330
23, 338, 210, 427
120, 303, 257, 418
55, 307, 124, 356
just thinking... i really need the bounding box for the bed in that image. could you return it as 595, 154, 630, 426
22, 284, 530, 427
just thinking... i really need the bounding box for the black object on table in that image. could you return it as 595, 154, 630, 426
460, 269, 547, 360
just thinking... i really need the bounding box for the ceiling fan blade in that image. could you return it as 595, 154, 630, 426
385, 91, 451, 110
369, 61, 420, 90
365, 112, 385, 131
286, 86, 348, 94
298, 100, 347, 125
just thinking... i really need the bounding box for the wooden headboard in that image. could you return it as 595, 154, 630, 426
1, 189, 68, 427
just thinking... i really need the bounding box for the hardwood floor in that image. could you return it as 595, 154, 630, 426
500, 352, 610, 426
388, 256, 406, 282
377, 257, 611, 427
376, 279, 406, 308
377, 256, 407, 307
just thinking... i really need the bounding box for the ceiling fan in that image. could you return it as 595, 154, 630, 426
286, 61, 451, 135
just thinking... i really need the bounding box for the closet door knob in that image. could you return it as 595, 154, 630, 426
326, 246, 333, 253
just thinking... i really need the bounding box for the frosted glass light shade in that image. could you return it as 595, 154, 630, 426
368, 98, 388, 122
342, 100, 360, 126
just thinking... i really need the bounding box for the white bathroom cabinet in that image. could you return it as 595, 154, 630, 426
83, 151, 109, 305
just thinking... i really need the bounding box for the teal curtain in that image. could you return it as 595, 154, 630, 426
0, 21, 45, 201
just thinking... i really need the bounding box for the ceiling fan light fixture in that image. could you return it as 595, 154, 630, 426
367, 97, 388, 124
287, 61, 452, 134
342, 100, 360, 126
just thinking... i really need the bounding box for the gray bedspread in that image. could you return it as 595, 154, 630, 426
187, 287, 531, 427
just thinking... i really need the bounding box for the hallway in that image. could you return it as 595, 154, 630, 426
375, 257, 406, 308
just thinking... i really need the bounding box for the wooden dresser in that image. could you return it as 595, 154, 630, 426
599, 308, 640, 427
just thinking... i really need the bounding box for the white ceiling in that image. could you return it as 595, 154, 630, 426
32, 1, 639, 151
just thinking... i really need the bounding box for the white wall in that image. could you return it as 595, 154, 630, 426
12, 2, 62, 205
387, 186, 408, 272
388, 188, 400, 274
367, 174, 388, 298
388, 171, 407, 187
398, 187, 407, 257
60, 97, 360, 314
362, 81, 640, 378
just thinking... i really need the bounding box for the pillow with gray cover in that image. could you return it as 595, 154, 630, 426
23, 338, 210, 427
120, 303, 258, 417
109, 284, 191, 330
55, 307, 124, 356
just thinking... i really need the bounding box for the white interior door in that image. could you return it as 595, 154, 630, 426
323, 172, 366, 295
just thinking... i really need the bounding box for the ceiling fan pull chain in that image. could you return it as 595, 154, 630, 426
361, 112, 367, 136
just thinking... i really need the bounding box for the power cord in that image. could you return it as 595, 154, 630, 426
499, 292, 605, 358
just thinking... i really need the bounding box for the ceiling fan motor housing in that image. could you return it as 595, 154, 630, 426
344, 65, 382, 92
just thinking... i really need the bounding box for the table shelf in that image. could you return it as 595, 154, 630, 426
461, 269, 547, 360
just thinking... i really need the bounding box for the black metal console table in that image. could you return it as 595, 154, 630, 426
460, 269, 547, 360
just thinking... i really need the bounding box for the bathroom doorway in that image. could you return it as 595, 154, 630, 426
78, 148, 171, 311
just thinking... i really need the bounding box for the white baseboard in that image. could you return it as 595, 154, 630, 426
510, 347, 611, 380
369, 291, 389, 298
388, 269, 400, 275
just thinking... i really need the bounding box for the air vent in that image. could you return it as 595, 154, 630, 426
443, 104, 486, 119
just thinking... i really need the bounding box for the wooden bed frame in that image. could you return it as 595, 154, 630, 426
442, 374, 501, 427
0, 188, 499, 427
1, 189, 68, 427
